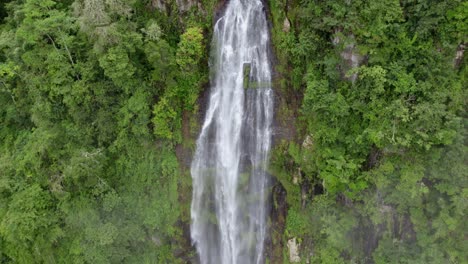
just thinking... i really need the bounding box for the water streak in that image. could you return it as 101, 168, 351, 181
190, 0, 273, 263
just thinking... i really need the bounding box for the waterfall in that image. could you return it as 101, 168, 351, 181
190, 0, 273, 263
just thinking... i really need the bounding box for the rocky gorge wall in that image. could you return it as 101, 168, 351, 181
159, 0, 466, 263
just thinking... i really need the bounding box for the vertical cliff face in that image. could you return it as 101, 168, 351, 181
261, 0, 466, 263
175, 0, 466, 263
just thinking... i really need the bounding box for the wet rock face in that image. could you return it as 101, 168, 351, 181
454, 43, 465, 68
340, 43, 364, 82
332, 30, 365, 82
265, 180, 287, 263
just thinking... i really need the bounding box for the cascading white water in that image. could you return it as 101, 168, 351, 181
190, 0, 273, 263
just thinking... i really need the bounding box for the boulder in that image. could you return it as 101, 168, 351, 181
283, 17, 291, 33
287, 237, 301, 263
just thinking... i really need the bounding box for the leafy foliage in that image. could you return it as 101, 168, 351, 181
269, 0, 466, 262
0, 0, 214, 262
0, 0, 465, 263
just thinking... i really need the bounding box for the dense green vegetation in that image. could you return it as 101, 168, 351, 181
269, 0, 466, 263
0, 0, 466, 263
0, 0, 212, 262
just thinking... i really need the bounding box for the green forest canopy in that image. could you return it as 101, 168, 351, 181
0, 0, 466, 263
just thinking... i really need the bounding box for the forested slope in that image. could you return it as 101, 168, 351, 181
0, 0, 466, 263
268, 0, 467, 263
0, 0, 212, 262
